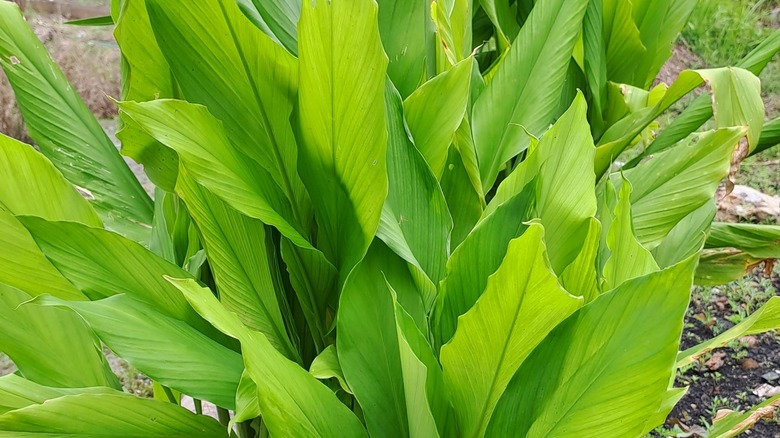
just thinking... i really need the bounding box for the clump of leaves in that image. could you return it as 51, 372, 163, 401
0, 0, 779, 437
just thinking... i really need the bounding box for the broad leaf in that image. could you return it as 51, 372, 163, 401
0, 134, 100, 226
16, 217, 226, 343
619, 128, 745, 249
595, 68, 763, 177
0, 212, 84, 301
0, 284, 118, 389
378, 81, 451, 286
434, 180, 536, 347
36, 294, 244, 409
653, 201, 716, 269
560, 217, 602, 302
526, 93, 597, 274
169, 279, 367, 438
119, 99, 311, 248
403, 58, 471, 178
441, 224, 582, 437
114, 0, 177, 191
0, 374, 113, 415
309, 345, 351, 394
146, 0, 310, 221
602, 178, 658, 290
243, 0, 300, 54
296, 0, 388, 280
377, 0, 434, 98
472, 0, 588, 188
638, 29, 780, 159
0, 393, 227, 437
176, 167, 299, 361
337, 241, 428, 438
0, 2, 152, 242
487, 255, 697, 436
706, 223, 780, 259
391, 288, 452, 438
280, 240, 338, 351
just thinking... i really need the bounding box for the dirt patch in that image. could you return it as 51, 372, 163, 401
657, 272, 780, 436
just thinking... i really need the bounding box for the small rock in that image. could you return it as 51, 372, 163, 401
742, 358, 760, 370
762, 371, 780, 382
739, 336, 759, 348
705, 352, 727, 371
753, 384, 780, 398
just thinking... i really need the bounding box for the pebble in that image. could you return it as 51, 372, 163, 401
761, 371, 780, 382
741, 358, 760, 370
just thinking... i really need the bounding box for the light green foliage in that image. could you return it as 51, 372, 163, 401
0, 0, 779, 436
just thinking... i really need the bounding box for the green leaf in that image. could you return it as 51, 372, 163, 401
64, 15, 114, 26
0, 3, 152, 242
677, 297, 780, 368
602, 178, 659, 290
637, 29, 780, 159
391, 287, 452, 438
114, 0, 177, 192
620, 128, 745, 249
0, 133, 100, 226
693, 221, 780, 285
169, 278, 367, 438
0, 284, 118, 389
146, 0, 310, 222
487, 255, 697, 436
695, 249, 766, 286
0, 374, 114, 415
119, 99, 311, 248
403, 58, 471, 178
707, 393, 780, 438
309, 345, 351, 394
440, 144, 484, 248
296, 0, 388, 279
528, 93, 597, 274
231, 370, 261, 426
478, 0, 520, 47
16, 217, 226, 343
753, 117, 780, 156
472, 0, 588, 188
602, 0, 645, 86
595, 68, 763, 177
706, 223, 780, 259
441, 224, 582, 437
0, 393, 227, 437
0, 2, 152, 242
560, 217, 602, 303
36, 294, 243, 409
582, 0, 607, 137
244, 0, 300, 54
0, 212, 84, 301
377, 0, 434, 98
630, 0, 698, 88
176, 167, 299, 361
652, 201, 716, 269
280, 240, 338, 351
434, 180, 536, 347
378, 81, 452, 286
337, 242, 425, 438
640, 387, 688, 436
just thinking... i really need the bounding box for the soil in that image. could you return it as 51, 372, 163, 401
660, 272, 780, 436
